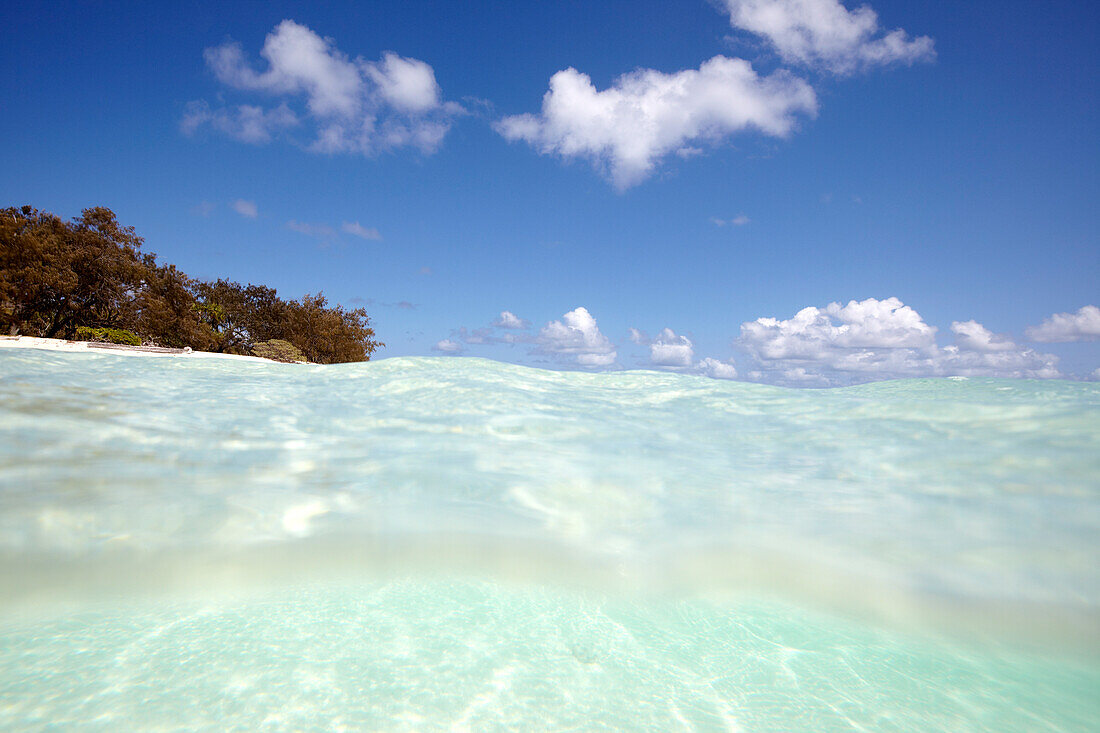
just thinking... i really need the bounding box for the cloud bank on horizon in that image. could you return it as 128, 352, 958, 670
183, 20, 462, 155
738, 297, 1060, 384
1024, 306, 1100, 343
431, 298, 1097, 386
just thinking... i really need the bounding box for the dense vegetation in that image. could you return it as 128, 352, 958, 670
0, 206, 382, 363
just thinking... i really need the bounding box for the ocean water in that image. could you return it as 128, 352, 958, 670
0, 347, 1097, 731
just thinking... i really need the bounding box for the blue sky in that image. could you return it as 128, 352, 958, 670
2, 0, 1097, 383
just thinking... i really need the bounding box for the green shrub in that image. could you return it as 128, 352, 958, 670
251, 338, 306, 363
75, 326, 142, 346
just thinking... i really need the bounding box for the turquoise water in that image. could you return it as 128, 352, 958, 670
1, 348, 1097, 730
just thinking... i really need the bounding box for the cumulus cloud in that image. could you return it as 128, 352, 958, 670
950, 320, 1017, 353
187, 20, 461, 155
231, 199, 259, 218
496, 56, 816, 188
649, 328, 695, 367
935, 344, 1061, 381
342, 221, 382, 240
537, 307, 617, 367
432, 339, 463, 353
494, 311, 530, 329
723, 0, 935, 74
698, 357, 739, 379
1024, 306, 1100, 343
365, 53, 442, 113
741, 297, 936, 361
740, 297, 1060, 385
630, 326, 738, 379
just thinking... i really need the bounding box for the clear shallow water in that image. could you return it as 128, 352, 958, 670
1, 348, 1098, 730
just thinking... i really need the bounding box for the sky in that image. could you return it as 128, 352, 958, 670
2, 0, 1097, 384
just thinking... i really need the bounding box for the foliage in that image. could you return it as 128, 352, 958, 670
75, 326, 142, 346
251, 339, 306, 363
192, 279, 289, 354
132, 261, 219, 350
1, 205, 383, 362
285, 292, 380, 364
1, 206, 146, 338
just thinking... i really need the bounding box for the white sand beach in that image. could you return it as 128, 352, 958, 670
0, 335, 285, 363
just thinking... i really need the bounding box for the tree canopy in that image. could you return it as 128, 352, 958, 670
1, 206, 382, 363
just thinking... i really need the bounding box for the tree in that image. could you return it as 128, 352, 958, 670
133, 261, 218, 350
192, 279, 290, 353
286, 293, 382, 364
1, 206, 150, 337
192, 279, 250, 353
3, 204, 383, 362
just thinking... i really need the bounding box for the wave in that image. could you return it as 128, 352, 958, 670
2, 348, 1097, 639
2, 347, 1099, 729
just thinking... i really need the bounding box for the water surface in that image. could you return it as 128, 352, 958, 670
1, 348, 1097, 730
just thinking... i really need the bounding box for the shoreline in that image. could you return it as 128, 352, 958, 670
0, 335, 286, 363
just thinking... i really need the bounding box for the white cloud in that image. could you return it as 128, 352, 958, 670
1025, 306, 1100, 343
366, 52, 441, 113
723, 0, 935, 74
950, 320, 1017, 353
448, 312, 534, 347
494, 311, 530, 330
440, 311, 536, 350
630, 326, 739, 379
204, 21, 362, 116
741, 297, 936, 361
650, 328, 695, 367
576, 352, 617, 367
181, 101, 299, 144
935, 344, 1061, 381
286, 220, 335, 238
711, 214, 751, 226
740, 297, 1061, 385
537, 307, 617, 367
342, 221, 382, 240
231, 199, 259, 218
432, 339, 463, 353
697, 357, 739, 379
496, 56, 816, 188
189, 20, 461, 155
